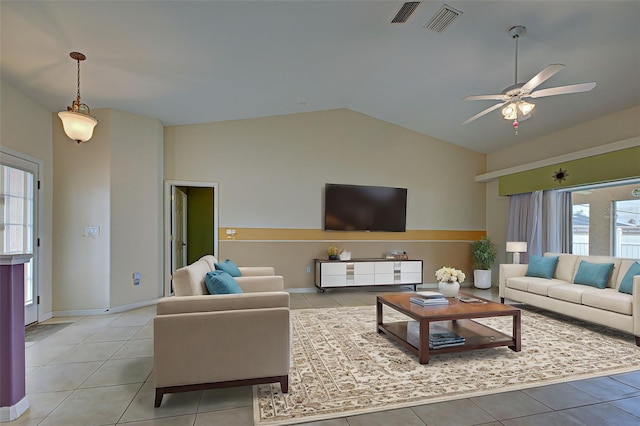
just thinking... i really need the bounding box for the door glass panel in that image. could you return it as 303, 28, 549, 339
0, 164, 34, 305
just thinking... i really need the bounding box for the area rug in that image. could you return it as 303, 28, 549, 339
253, 305, 640, 425
25, 322, 72, 342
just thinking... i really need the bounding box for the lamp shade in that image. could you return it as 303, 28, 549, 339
506, 241, 527, 252
58, 111, 98, 143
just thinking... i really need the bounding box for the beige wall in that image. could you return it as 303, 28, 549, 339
109, 109, 164, 307
53, 108, 163, 313
0, 81, 54, 319
165, 109, 487, 288
53, 109, 112, 311
485, 106, 640, 269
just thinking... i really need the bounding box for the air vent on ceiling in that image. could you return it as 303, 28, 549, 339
391, 2, 421, 24
424, 4, 462, 33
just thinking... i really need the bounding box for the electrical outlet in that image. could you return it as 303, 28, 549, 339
133, 272, 140, 286
306, 266, 312, 274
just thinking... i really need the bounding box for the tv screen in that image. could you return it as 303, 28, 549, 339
324, 183, 407, 232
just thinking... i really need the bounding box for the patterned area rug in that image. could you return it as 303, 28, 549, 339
25, 322, 72, 342
253, 305, 640, 425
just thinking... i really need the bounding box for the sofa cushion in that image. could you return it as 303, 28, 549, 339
618, 261, 640, 295
548, 283, 588, 304
525, 255, 559, 279
527, 278, 565, 296
205, 271, 243, 295
215, 259, 242, 277
573, 261, 614, 289
545, 253, 578, 282
505, 277, 530, 292
582, 289, 633, 315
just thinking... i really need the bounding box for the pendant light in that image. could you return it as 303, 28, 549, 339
58, 52, 98, 143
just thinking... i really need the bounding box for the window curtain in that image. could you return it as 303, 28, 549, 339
507, 190, 572, 261
543, 190, 572, 253
506, 190, 543, 261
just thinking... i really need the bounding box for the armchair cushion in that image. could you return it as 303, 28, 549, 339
215, 259, 242, 277
205, 271, 243, 294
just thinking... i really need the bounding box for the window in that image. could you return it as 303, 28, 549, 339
613, 199, 640, 258
570, 181, 640, 257
572, 202, 589, 255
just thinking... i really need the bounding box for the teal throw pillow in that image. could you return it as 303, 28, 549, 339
573, 261, 614, 289
525, 255, 559, 279
205, 271, 243, 294
618, 261, 640, 295
214, 259, 242, 277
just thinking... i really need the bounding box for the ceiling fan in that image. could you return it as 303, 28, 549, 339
462, 25, 596, 134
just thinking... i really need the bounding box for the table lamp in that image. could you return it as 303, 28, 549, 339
506, 241, 527, 264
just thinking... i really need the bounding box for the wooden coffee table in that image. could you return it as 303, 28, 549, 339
377, 292, 521, 364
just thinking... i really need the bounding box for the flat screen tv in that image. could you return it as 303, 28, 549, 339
324, 183, 407, 232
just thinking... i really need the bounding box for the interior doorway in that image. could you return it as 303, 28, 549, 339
1, 150, 39, 325
164, 180, 218, 296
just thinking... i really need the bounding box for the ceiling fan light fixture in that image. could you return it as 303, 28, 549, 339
58, 52, 98, 143
518, 100, 535, 115
502, 103, 517, 120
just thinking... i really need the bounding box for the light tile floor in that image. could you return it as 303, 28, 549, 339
8, 286, 640, 425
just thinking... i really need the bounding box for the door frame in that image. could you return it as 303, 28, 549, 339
1, 147, 41, 325
163, 180, 218, 296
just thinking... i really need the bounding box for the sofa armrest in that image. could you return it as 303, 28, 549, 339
239, 266, 275, 276
236, 275, 284, 292
157, 292, 289, 315
499, 264, 529, 298
154, 307, 290, 388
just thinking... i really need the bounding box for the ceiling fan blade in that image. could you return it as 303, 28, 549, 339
529, 82, 597, 98
462, 94, 508, 102
462, 101, 508, 125
521, 64, 565, 93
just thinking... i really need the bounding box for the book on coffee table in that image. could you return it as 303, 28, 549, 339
415, 291, 445, 299
410, 297, 449, 307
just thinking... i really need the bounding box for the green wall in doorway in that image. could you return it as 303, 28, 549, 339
187, 187, 215, 264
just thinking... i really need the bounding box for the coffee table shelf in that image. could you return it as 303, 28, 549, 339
377, 293, 521, 364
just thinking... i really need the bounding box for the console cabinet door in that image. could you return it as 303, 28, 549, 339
374, 261, 395, 284
400, 261, 423, 284
352, 262, 375, 286
320, 262, 347, 287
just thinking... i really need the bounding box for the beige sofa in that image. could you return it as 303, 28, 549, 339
499, 253, 640, 346
154, 255, 290, 407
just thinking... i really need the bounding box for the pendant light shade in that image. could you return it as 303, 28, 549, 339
58, 110, 98, 143
59, 52, 98, 143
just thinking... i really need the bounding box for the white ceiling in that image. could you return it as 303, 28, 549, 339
1, 1, 639, 153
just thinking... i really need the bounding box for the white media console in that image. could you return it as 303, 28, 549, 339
314, 258, 423, 292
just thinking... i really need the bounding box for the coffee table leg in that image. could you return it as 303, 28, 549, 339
376, 300, 383, 333
509, 310, 521, 352
419, 319, 430, 364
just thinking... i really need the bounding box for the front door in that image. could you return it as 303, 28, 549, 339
0, 153, 38, 325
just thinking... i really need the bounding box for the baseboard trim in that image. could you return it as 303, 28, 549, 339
52, 298, 159, 318
0, 396, 29, 422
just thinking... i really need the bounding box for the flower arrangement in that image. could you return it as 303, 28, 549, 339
435, 266, 466, 284
328, 245, 341, 260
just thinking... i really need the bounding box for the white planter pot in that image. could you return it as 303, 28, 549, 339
473, 269, 492, 289
438, 281, 460, 297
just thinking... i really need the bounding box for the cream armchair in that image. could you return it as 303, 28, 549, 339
154, 257, 290, 407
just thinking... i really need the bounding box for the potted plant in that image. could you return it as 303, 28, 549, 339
471, 236, 497, 289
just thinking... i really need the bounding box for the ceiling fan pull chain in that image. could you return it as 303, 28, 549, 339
512, 119, 519, 135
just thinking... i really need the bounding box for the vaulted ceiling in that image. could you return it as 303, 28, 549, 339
1, 1, 639, 153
